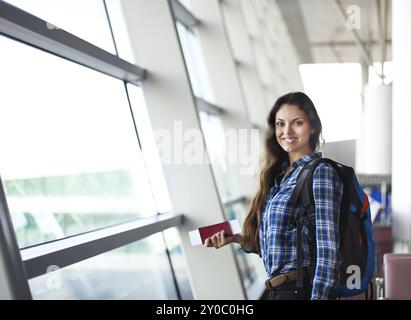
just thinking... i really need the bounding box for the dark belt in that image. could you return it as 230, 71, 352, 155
265, 268, 308, 290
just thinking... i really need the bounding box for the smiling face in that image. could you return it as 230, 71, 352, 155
275, 104, 314, 162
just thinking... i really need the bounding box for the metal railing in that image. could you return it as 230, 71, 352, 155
21, 212, 184, 280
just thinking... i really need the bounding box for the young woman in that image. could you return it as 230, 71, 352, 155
204, 92, 344, 300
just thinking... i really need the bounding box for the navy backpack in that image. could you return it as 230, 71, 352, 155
290, 158, 377, 299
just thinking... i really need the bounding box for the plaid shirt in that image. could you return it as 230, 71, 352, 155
260, 152, 343, 299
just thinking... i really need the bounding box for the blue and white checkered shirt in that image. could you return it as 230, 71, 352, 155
260, 152, 344, 299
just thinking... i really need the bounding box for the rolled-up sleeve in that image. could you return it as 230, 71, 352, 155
310, 163, 344, 300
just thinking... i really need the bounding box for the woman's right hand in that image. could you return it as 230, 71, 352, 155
203, 230, 242, 249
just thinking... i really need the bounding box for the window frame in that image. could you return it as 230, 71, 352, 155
170, 0, 199, 29
0, 1, 186, 299
0, 1, 146, 84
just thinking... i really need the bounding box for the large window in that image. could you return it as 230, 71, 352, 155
4, 0, 117, 54
0, 36, 157, 248
163, 228, 193, 300
127, 84, 172, 214
173, 2, 265, 298
199, 113, 260, 295
176, 21, 214, 102
29, 230, 191, 299
0, 1, 192, 300
198, 111, 236, 202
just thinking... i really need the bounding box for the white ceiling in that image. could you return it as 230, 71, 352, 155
276, 0, 391, 64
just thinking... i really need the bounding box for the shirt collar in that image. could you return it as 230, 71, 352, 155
279, 152, 322, 173
292, 151, 322, 169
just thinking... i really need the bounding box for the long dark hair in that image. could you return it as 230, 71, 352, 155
241, 92, 323, 252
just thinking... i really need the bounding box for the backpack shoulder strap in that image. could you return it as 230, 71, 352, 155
290, 158, 341, 205
291, 157, 342, 289
294, 158, 342, 207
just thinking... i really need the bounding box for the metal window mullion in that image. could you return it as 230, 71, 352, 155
0, 1, 146, 85
0, 177, 32, 299
21, 213, 184, 280
196, 97, 224, 116
223, 195, 249, 208
170, 0, 200, 29
161, 231, 182, 300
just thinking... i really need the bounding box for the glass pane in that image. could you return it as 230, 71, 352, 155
224, 201, 260, 295
29, 233, 179, 299
176, 22, 214, 101
0, 35, 157, 248
178, 0, 192, 10
199, 111, 236, 202
198, 111, 264, 297
127, 84, 172, 213
4, 0, 116, 54
163, 228, 193, 299
104, 0, 136, 63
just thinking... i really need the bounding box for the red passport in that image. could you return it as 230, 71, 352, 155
189, 220, 241, 246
